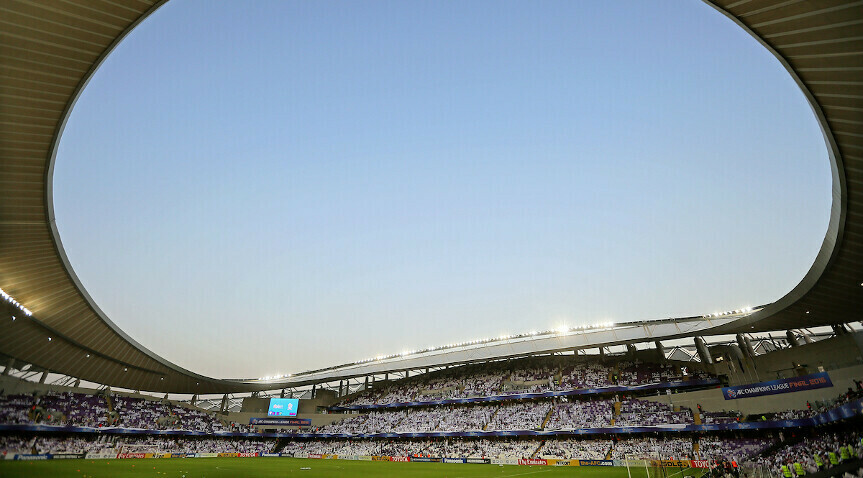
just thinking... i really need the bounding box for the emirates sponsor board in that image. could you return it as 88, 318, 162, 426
308, 454, 323, 459
391, 456, 410, 462
518, 458, 547, 466
118, 453, 151, 459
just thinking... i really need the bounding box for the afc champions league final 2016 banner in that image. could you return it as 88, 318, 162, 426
249, 417, 311, 426
722, 372, 833, 400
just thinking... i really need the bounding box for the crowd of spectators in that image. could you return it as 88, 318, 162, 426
698, 436, 774, 462
0, 394, 32, 424
749, 429, 862, 477
546, 398, 613, 429
321, 395, 706, 434
610, 436, 693, 460
338, 358, 706, 408
615, 398, 692, 426
0, 433, 274, 456
0, 390, 244, 433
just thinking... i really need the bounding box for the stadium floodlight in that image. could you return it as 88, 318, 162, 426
0, 287, 33, 316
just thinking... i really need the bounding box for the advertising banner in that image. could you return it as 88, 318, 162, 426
466, 458, 491, 464
519, 458, 547, 466
549, 459, 578, 466
51, 453, 86, 459
579, 460, 613, 466
261, 453, 281, 457
651, 459, 691, 467
691, 460, 711, 468
390, 456, 410, 462
722, 372, 832, 400
217, 453, 238, 458
118, 453, 152, 459
197, 453, 218, 458
237, 453, 258, 458
359, 455, 373, 461
444, 457, 467, 464
410, 457, 441, 462
14, 454, 50, 460
308, 454, 323, 459
249, 417, 311, 426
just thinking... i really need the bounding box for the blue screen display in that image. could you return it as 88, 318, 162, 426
267, 398, 299, 417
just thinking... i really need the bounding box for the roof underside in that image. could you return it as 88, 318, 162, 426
0, 0, 861, 393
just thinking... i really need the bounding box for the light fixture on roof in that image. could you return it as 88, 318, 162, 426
47, 337, 51, 341
86, 354, 90, 358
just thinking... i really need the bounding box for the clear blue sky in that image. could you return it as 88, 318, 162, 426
54, 0, 831, 379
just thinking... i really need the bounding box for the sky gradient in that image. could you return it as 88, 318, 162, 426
54, 0, 831, 379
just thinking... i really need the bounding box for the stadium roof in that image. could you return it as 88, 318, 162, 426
0, 0, 861, 394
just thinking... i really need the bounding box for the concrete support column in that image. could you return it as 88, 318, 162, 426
2, 358, 13, 375
694, 337, 713, 365
744, 336, 756, 358
655, 341, 666, 361
786, 330, 801, 347
220, 394, 228, 413
39, 371, 48, 383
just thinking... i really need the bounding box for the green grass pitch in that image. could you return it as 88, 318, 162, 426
0, 457, 704, 477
